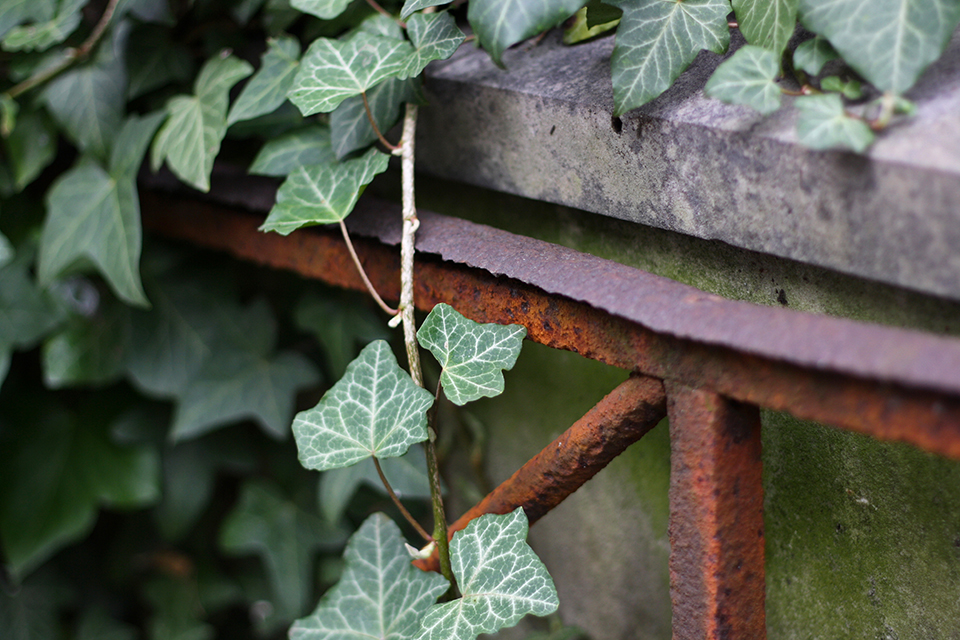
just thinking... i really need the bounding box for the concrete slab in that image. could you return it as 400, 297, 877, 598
416, 28, 960, 301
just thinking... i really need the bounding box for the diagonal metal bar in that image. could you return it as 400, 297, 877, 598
413, 374, 667, 572
666, 383, 765, 640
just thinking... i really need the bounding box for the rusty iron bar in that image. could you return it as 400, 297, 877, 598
412, 374, 667, 573
667, 383, 765, 640
140, 190, 960, 460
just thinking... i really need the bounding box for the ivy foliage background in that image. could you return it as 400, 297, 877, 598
1, 0, 958, 637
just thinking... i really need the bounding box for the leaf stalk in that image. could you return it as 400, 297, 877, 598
338, 219, 398, 316
373, 457, 434, 543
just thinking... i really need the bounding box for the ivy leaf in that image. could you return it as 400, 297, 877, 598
563, 5, 620, 46
731, 0, 797, 55
705, 45, 781, 115
290, 513, 449, 640
401, 0, 450, 19
150, 53, 253, 192
797, 0, 960, 94
220, 480, 346, 619
820, 75, 862, 99
585, 0, 622, 27
144, 577, 214, 640
330, 77, 422, 159
416, 303, 526, 406
418, 508, 558, 640
125, 24, 193, 100
4, 107, 56, 191
292, 0, 352, 18
227, 36, 301, 126
1, 0, 83, 52
792, 35, 838, 75
0, 1, 53, 41
400, 12, 466, 79
609, 0, 730, 115
293, 340, 434, 472
41, 20, 129, 161
260, 147, 390, 235
467, 0, 585, 66
795, 93, 874, 152
0, 406, 159, 579
288, 32, 415, 116
357, 13, 405, 40
250, 125, 336, 177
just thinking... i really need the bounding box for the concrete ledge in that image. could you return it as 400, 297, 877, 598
416, 28, 960, 301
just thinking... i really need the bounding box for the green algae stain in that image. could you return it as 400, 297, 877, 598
763, 410, 960, 639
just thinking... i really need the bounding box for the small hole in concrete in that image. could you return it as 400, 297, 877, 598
611, 116, 623, 134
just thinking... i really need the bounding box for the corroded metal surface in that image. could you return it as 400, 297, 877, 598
413, 374, 667, 573
140, 191, 960, 459
667, 384, 765, 640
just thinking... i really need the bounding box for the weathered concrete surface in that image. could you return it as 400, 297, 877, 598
417, 29, 960, 301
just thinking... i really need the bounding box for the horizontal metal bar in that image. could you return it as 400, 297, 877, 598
140, 188, 960, 459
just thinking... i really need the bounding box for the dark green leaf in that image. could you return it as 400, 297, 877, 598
249, 125, 336, 176
610, 0, 730, 115
356, 13, 405, 40
110, 110, 166, 177
116, 0, 174, 23
260, 147, 390, 234
467, 0, 585, 66
0, 246, 65, 366
75, 608, 137, 640
220, 480, 346, 618
795, 93, 874, 152
4, 107, 56, 191
585, 0, 622, 27
288, 32, 414, 116
705, 45, 782, 115
401, 0, 449, 19
731, 0, 796, 55
797, 0, 960, 94
227, 36, 301, 126
0, 570, 72, 640
792, 36, 838, 75
293, 340, 434, 471
1, 0, 84, 51
563, 6, 619, 45
144, 577, 214, 640
125, 25, 193, 100
0, 0, 53, 41
290, 513, 449, 640
293, 0, 352, 19
400, 12, 466, 79
329, 77, 421, 159
0, 407, 159, 578
820, 75, 862, 99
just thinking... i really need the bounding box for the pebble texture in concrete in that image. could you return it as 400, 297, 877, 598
417, 28, 960, 301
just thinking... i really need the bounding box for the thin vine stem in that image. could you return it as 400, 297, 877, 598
6, 0, 121, 99
338, 220, 398, 315
362, 92, 400, 152
373, 457, 433, 543
398, 102, 455, 588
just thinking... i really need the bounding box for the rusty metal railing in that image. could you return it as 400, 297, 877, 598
141, 174, 960, 639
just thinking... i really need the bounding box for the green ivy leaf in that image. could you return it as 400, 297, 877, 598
75, 608, 136, 640
705, 45, 781, 115
260, 147, 390, 234
563, 4, 620, 46
795, 93, 874, 152
330, 77, 421, 159
1, 0, 83, 52
144, 576, 214, 640
731, 0, 796, 55
585, 0, 622, 27
797, 0, 960, 94
417, 303, 526, 406
609, 0, 730, 115
220, 480, 346, 619
792, 35, 838, 75
289, 32, 415, 115
400, 12, 465, 79
401, 0, 450, 19
820, 75, 862, 99
227, 36, 301, 126
250, 125, 336, 176
293, 340, 434, 471
468, 0, 585, 66
293, 0, 353, 19
125, 25, 194, 100
418, 508, 558, 640
41, 21, 129, 161
0, 0, 53, 41
0, 570, 73, 640
0, 406, 159, 579
357, 13, 405, 40
150, 53, 253, 192
4, 107, 56, 191
290, 513, 450, 640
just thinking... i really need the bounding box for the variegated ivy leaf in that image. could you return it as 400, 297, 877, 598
795, 93, 874, 153
609, 0, 730, 115
705, 45, 781, 115
399, 12, 466, 79
227, 36, 301, 125
292, 0, 351, 19
250, 125, 336, 176
417, 303, 526, 406
401, 0, 450, 19
330, 77, 422, 159
291, 513, 449, 640
260, 147, 389, 235
358, 13, 405, 40
289, 32, 415, 116
293, 340, 434, 471
792, 36, 838, 76
798, 0, 960, 95
150, 53, 253, 192
468, 0, 586, 66
417, 508, 558, 640
731, 0, 797, 55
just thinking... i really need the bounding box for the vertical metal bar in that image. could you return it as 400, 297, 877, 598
667, 384, 765, 640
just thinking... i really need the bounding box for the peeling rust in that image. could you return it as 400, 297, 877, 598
667, 384, 765, 640
413, 374, 667, 573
